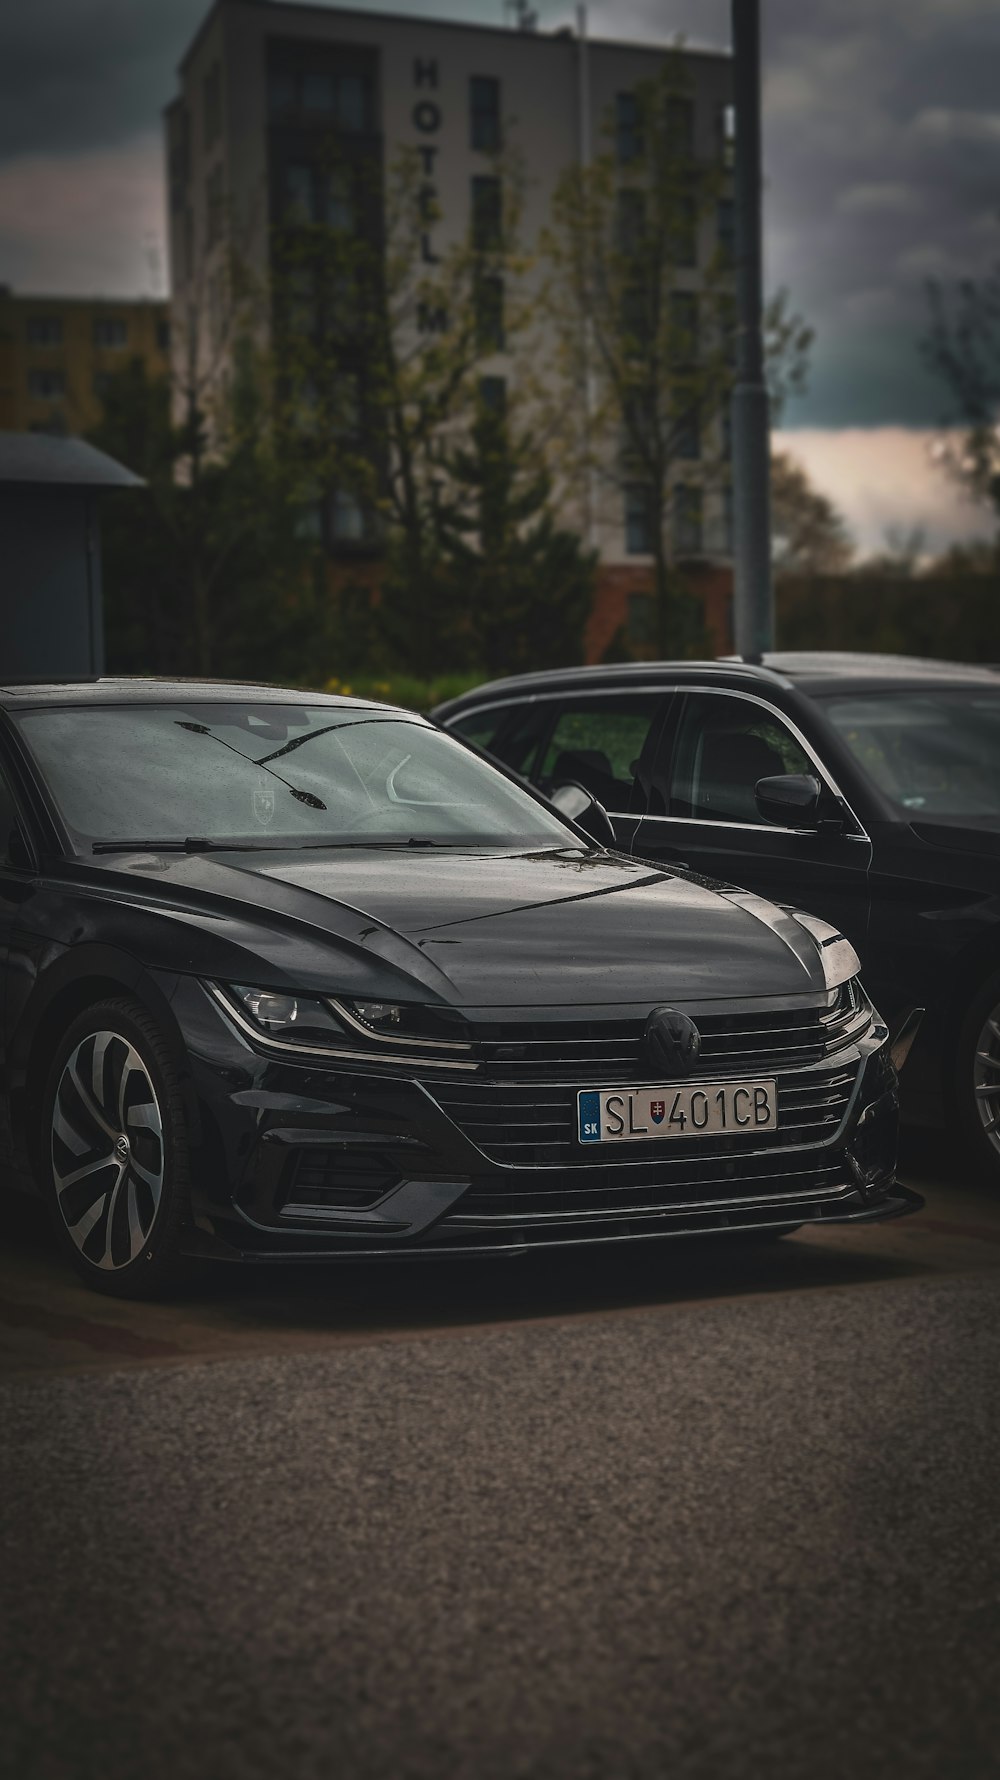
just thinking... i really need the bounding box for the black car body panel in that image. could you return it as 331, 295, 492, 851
0, 677, 916, 1262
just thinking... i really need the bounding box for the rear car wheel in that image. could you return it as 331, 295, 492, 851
42, 997, 191, 1297
956, 969, 1000, 1183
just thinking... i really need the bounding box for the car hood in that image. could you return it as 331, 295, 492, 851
103, 844, 831, 1009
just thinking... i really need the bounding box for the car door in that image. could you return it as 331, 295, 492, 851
632, 687, 872, 953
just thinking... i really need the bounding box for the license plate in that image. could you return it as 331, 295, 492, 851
577, 1080, 778, 1144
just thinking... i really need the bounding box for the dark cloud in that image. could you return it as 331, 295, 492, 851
3, 0, 1000, 428
0, 1, 208, 159
608, 0, 1000, 426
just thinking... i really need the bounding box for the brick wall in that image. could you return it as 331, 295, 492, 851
586, 563, 735, 663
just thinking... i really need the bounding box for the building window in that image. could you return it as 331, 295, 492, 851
622, 388, 655, 463
665, 95, 694, 159
616, 188, 646, 255
203, 61, 222, 149
302, 71, 336, 115
470, 76, 501, 152
269, 68, 296, 116
671, 193, 698, 268
718, 103, 735, 168
669, 292, 698, 365
206, 163, 225, 246
330, 488, 366, 542
673, 389, 700, 460
268, 61, 372, 132
26, 315, 62, 345
156, 319, 170, 352
92, 317, 128, 348
284, 163, 314, 222
325, 166, 354, 230
471, 175, 503, 252
620, 282, 648, 344
475, 274, 505, 352
628, 592, 655, 645
717, 198, 736, 263
625, 483, 654, 555
616, 92, 641, 165
478, 375, 507, 414
28, 367, 66, 398
674, 484, 703, 555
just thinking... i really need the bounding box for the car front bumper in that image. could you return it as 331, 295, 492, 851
170, 978, 920, 1261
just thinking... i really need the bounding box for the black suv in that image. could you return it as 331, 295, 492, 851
434, 652, 1000, 1178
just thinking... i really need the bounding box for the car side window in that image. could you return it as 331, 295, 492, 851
536, 699, 662, 813
449, 704, 550, 779
447, 708, 508, 754
669, 693, 814, 825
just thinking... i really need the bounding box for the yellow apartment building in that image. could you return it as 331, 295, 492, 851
0, 288, 171, 436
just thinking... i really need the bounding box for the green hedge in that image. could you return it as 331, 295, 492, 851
320, 670, 491, 713
777, 575, 1000, 663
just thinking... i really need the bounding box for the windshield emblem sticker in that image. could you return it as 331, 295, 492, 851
253, 774, 276, 826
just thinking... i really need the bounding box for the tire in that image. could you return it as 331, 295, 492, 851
955, 967, 1000, 1183
41, 996, 191, 1297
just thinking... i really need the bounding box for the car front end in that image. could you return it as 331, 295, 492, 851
171, 963, 915, 1263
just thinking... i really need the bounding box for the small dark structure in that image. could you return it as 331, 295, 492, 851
0, 433, 143, 679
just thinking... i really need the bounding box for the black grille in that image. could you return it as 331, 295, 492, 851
470, 983, 869, 1084
279, 1148, 400, 1216
432, 1062, 856, 1166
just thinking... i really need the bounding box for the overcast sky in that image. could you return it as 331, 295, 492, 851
2, 0, 999, 551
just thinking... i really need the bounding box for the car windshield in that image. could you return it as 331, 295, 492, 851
821, 688, 1000, 819
14, 703, 576, 852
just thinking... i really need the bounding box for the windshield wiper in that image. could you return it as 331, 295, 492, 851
93, 837, 241, 854
174, 721, 327, 810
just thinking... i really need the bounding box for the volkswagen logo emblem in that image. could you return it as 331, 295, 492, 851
645, 1008, 701, 1076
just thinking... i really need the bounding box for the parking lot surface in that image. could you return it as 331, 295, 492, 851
2, 1137, 999, 1780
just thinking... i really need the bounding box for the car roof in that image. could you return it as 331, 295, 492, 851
432, 652, 1000, 716
750, 651, 1000, 692
0, 676, 406, 715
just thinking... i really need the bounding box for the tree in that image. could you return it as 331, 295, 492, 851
271, 142, 548, 676
771, 450, 853, 577
88, 352, 326, 682
540, 64, 815, 660
438, 394, 596, 674
540, 61, 731, 659
922, 265, 1000, 520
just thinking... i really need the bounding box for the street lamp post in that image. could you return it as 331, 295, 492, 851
730, 0, 774, 658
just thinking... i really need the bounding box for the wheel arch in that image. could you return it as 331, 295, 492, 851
14, 946, 201, 1181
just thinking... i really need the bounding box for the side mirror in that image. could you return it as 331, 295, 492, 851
549, 781, 616, 847
754, 773, 824, 831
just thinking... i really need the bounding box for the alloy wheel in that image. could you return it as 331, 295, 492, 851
50, 1030, 165, 1271
973, 1004, 1000, 1161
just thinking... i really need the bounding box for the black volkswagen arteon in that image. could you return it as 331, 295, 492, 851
0, 679, 917, 1296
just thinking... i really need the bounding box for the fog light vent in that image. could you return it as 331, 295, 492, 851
279, 1148, 399, 1217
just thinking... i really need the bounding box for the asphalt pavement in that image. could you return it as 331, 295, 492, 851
1, 1140, 999, 1780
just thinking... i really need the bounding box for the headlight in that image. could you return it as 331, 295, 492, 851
212, 983, 475, 1063
338, 998, 472, 1049
226, 984, 348, 1047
